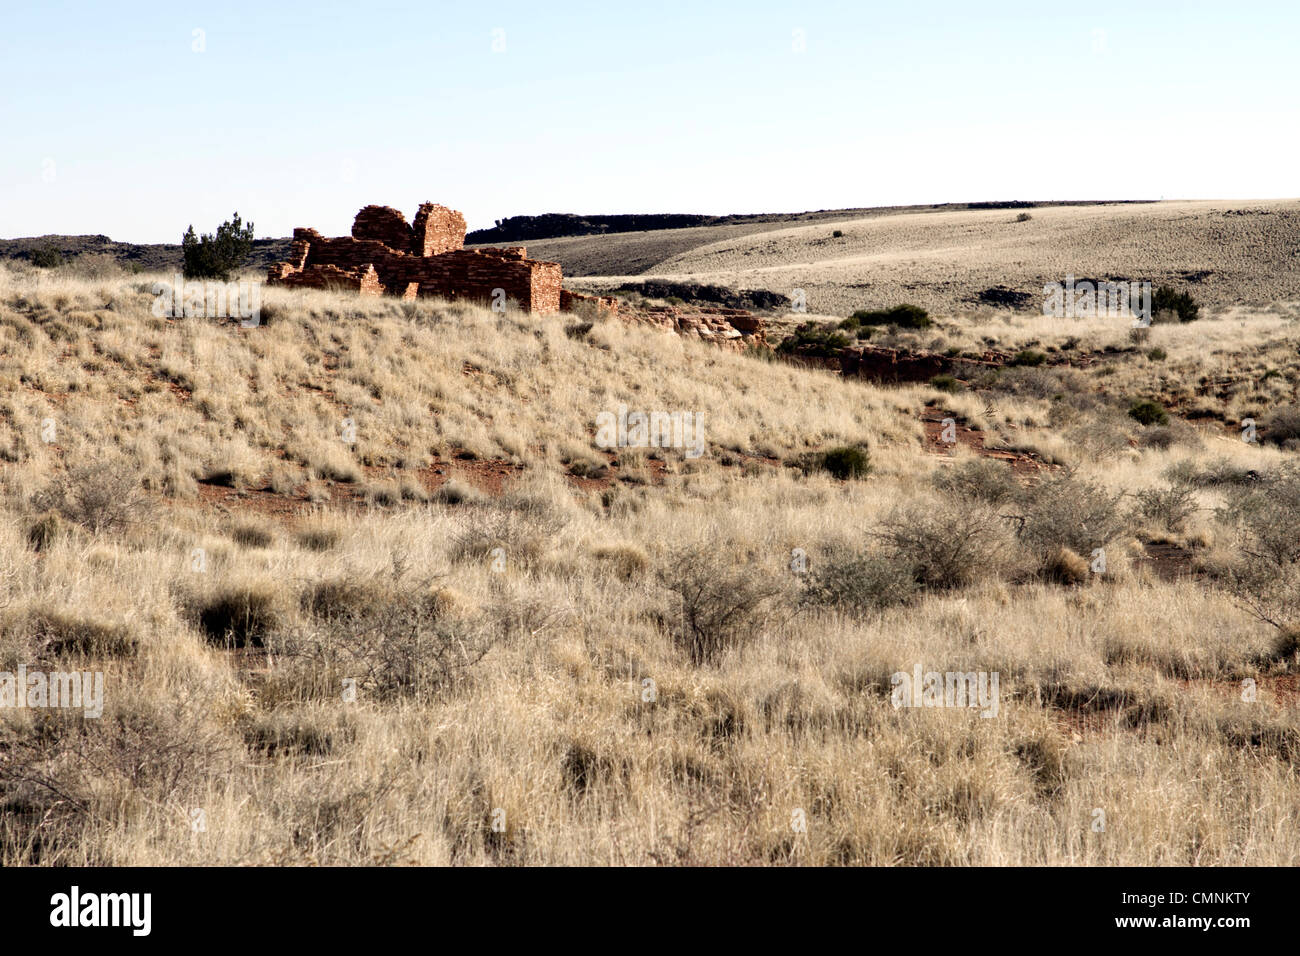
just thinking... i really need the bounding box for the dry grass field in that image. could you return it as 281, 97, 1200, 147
3, 220, 1300, 865
554, 199, 1300, 318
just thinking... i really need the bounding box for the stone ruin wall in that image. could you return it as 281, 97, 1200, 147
269, 202, 561, 312
266, 200, 767, 348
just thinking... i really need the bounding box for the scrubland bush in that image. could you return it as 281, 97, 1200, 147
819, 445, 870, 480
799, 547, 915, 613
656, 544, 784, 665
30, 461, 149, 535
1220, 479, 1300, 631
1152, 285, 1200, 323
875, 500, 1008, 590
1131, 486, 1198, 534
1010, 349, 1046, 367
276, 584, 508, 703
846, 303, 931, 330
777, 321, 853, 355
1011, 476, 1128, 566
1127, 399, 1168, 426
932, 458, 1021, 506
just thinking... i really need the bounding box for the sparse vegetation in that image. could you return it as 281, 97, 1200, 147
1, 238, 1299, 867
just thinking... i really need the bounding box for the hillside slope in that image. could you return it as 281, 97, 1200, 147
2, 264, 1300, 866
561, 199, 1300, 316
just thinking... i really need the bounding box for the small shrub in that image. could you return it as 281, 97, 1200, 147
848, 304, 931, 330
932, 458, 1022, 506
182, 212, 255, 281
799, 548, 915, 613
1152, 285, 1200, 323
875, 502, 1007, 590
1146, 347, 1167, 361
450, 499, 568, 568
273, 589, 509, 703
1128, 399, 1169, 427
64, 253, 120, 279
777, 321, 852, 357
819, 445, 871, 480
1138, 426, 1177, 450
30, 246, 63, 269
1010, 349, 1047, 367
1014, 212, 1033, 223
1132, 486, 1198, 534
832, 229, 844, 238
31, 462, 149, 535
1014, 476, 1128, 560
929, 374, 960, 394
656, 545, 783, 665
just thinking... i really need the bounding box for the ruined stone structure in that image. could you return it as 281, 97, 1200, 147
266, 201, 770, 349
268, 202, 563, 313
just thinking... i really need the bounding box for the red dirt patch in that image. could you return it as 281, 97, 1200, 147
1136, 541, 1199, 581
921, 406, 1054, 476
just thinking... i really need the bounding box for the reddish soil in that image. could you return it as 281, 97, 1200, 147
1135, 541, 1199, 580
920, 406, 1054, 476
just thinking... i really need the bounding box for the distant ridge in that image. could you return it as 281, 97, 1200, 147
466, 200, 1157, 244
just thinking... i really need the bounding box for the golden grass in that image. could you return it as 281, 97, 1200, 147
1, 263, 1299, 865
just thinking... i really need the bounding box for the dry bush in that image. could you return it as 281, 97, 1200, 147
1011, 475, 1128, 562
274, 585, 519, 703
932, 458, 1022, 506
450, 497, 568, 570
799, 546, 915, 614
1220, 479, 1300, 630
30, 461, 150, 535
1131, 486, 1198, 534
0, 695, 233, 864
656, 544, 785, 665
875, 500, 1009, 590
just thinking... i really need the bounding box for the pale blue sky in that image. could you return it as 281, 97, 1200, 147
2, 0, 1296, 241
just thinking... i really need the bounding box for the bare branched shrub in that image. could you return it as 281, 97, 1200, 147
1011, 476, 1128, 561
799, 547, 915, 613
273, 580, 537, 703
1131, 486, 1198, 534
0, 695, 233, 864
656, 544, 784, 665
932, 458, 1022, 506
30, 461, 150, 535
450, 497, 568, 569
875, 501, 1008, 590
1220, 480, 1300, 630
